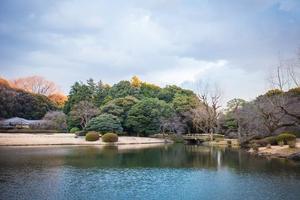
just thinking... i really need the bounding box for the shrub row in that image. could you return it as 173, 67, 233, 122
84, 132, 119, 143
250, 133, 296, 148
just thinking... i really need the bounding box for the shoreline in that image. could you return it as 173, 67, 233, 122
248, 140, 300, 161
0, 133, 170, 147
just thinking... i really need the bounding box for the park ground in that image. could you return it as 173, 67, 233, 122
0, 133, 167, 146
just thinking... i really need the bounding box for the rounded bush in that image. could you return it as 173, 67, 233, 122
276, 133, 296, 144
70, 127, 80, 133
102, 133, 118, 143
85, 131, 100, 141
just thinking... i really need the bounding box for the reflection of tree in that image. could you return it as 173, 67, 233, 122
2, 146, 300, 176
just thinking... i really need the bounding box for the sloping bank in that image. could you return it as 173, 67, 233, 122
0, 133, 170, 146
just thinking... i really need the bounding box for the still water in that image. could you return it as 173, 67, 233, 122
0, 144, 299, 200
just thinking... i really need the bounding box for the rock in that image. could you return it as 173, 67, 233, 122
288, 152, 300, 161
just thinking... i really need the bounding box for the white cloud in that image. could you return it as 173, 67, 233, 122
1, 0, 300, 101
41, 1, 105, 30
144, 57, 227, 85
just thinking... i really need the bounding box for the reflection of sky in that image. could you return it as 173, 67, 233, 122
0, 0, 300, 103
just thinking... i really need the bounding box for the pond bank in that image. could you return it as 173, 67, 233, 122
0, 133, 169, 146
249, 139, 300, 161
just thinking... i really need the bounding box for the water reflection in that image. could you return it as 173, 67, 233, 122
0, 144, 299, 175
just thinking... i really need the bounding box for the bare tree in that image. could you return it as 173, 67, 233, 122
160, 114, 186, 135
43, 111, 67, 130
269, 52, 300, 90
236, 92, 300, 143
268, 58, 290, 90
70, 101, 99, 129
287, 49, 300, 87
11, 76, 59, 96
194, 81, 222, 140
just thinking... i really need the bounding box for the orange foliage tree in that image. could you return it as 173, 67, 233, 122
48, 93, 68, 108
11, 76, 59, 96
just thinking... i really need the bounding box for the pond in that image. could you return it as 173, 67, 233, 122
0, 144, 300, 200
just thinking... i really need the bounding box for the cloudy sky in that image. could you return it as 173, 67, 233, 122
0, 0, 300, 104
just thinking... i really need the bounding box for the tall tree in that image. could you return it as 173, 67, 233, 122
126, 98, 174, 136
195, 81, 222, 140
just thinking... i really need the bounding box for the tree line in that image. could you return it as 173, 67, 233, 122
0, 48, 299, 139
64, 76, 206, 136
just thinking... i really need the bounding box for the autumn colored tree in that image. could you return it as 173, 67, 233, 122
48, 93, 67, 108
131, 76, 142, 88
0, 77, 12, 88
11, 76, 59, 96
0, 79, 57, 119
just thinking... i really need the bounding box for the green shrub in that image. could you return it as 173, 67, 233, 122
288, 140, 296, 148
102, 133, 118, 143
70, 127, 80, 133
287, 87, 300, 95
251, 136, 278, 147
276, 133, 296, 144
264, 136, 278, 145
85, 131, 100, 141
